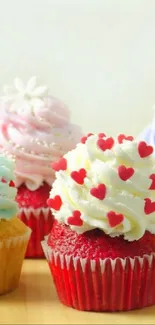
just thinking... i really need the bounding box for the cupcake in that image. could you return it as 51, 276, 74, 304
0, 154, 30, 294
0, 77, 82, 258
42, 133, 155, 311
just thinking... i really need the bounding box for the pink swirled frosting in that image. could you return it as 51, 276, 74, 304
0, 77, 82, 190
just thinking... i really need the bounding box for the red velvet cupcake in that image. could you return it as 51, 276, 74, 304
42, 133, 155, 311
16, 183, 53, 257
0, 77, 82, 258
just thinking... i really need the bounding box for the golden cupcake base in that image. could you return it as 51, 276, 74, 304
0, 218, 31, 295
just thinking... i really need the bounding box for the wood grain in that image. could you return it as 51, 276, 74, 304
0, 260, 154, 324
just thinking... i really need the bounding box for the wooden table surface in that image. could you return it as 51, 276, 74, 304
0, 260, 155, 324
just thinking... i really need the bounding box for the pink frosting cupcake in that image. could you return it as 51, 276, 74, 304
0, 77, 82, 257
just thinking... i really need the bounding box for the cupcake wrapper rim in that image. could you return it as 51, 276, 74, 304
0, 227, 31, 249
41, 236, 155, 272
19, 207, 51, 220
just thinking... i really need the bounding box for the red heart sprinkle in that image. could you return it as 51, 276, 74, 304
71, 168, 86, 185
107, 211, 124, 228
118, 134, 134, 144
81, 133, 93, 144
51, 157, 67, 172
81, 136, 87, 144
144, 198, 155, 214
90, 184, 106, 200
97, 137, 114, 151
98, 133, 106, 138
67, 210, 83, 226
1, 178, 7, 183
138, 141, 153, 158
1, 123, 8, 134
149, 174, 155, 190
118, 165, 134, 181
9, 180, 15, 187
47, 195, 62, 211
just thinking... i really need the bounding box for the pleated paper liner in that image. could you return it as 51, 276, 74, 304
0, 228, 31, 295
42, 237, 155, 312
19, 208, 53, 258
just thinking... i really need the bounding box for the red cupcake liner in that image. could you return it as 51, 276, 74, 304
19, 208, 53, 258
42, 238, 155, 311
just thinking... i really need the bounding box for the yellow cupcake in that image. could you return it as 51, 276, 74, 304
0, 155, 30, 295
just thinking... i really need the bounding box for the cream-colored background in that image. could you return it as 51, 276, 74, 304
0, 0, 155, 136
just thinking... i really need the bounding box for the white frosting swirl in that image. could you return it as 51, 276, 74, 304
0, 77, 82, 190
49, 134, 155, 241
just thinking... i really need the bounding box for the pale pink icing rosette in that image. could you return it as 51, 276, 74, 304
0, 77, 82, 191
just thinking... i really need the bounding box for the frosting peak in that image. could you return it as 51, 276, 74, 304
138, 108, 155, 152
48, 133, 155, 241
0, 77, 82, 190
